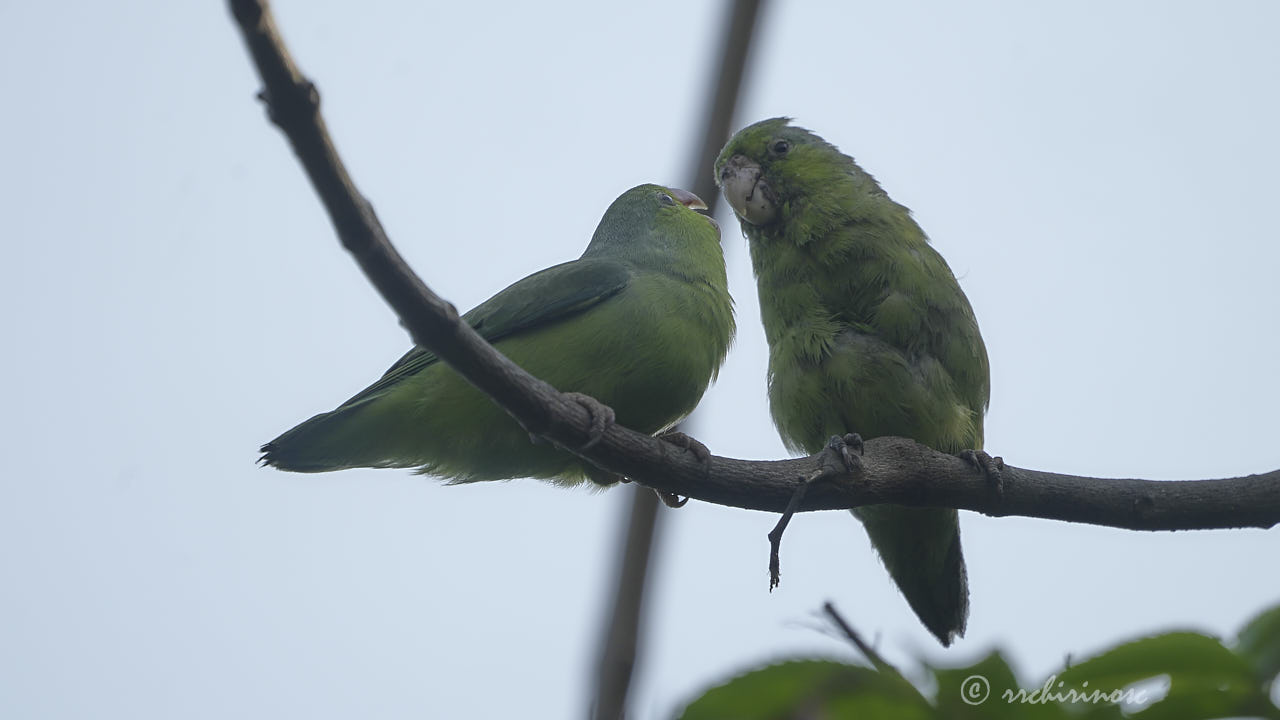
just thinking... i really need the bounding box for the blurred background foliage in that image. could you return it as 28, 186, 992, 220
679, 601, 1280, 719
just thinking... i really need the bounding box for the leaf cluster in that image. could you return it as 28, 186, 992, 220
678, 603, 1280, 720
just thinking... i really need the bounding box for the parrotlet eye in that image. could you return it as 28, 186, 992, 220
658, 192, 676, 206
770, 139, 790, 156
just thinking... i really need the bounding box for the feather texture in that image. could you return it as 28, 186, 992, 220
717, 118, 989, 645
261, 184, 735, 486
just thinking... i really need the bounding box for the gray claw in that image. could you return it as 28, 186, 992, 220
564, 392, 616, 450
658, 429, 711, 465
827, 433, 864, 473
960, 449, 1005, 496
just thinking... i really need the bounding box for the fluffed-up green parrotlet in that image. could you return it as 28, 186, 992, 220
261, 184, 735, 486
715, 118, 990, 646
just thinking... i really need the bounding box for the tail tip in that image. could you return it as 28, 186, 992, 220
257, 441, 281, 469
932, 623, 965, 647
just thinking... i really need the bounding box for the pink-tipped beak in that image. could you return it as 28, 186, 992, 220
669, 187, 707, 210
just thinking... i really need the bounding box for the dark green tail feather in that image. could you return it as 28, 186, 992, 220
258, 411, 342, 472
855, 505, 969, 646
259, 402, 392, 473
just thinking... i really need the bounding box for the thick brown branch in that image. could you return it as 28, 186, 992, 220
229, 0, 1280, 534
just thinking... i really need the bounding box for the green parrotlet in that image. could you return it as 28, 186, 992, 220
715, 118, 989, 645
261, 184, 735, 485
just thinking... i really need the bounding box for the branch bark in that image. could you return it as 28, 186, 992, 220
228, 0, 1280, 537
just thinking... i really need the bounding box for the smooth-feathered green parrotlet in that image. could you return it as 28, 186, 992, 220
715, 118, 990, 646
261, 184, 735, 486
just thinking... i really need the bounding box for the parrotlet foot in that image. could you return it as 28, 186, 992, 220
959, 449, 1004, 496
826, 432, 864, 475
563, 392, 616, 451
657, 429, 712, 465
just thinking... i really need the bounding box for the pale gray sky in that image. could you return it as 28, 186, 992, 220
2, 1, 1278, 718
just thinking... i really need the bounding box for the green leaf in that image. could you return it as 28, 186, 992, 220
931, 650, 1077, 720
1058, 632, 1253, 689
1055, 631, 1275, 719
675, 658, 932, 720
1237, 603, 1280, 686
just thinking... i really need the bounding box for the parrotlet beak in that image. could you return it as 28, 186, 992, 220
717, 155, 777, 225
669, 188, 708, 210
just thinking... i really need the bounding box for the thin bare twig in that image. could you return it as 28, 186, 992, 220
592, 486, 663, 720
823, 602, 894, 674
591, 3, 766, 718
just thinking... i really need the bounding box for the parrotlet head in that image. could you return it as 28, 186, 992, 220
714, 117, 852, 228
583, 183, 720, 259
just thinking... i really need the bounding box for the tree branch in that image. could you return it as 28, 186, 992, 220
228, 0, 1280, 534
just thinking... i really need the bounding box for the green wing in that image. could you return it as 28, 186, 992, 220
333, 257, 633, 410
